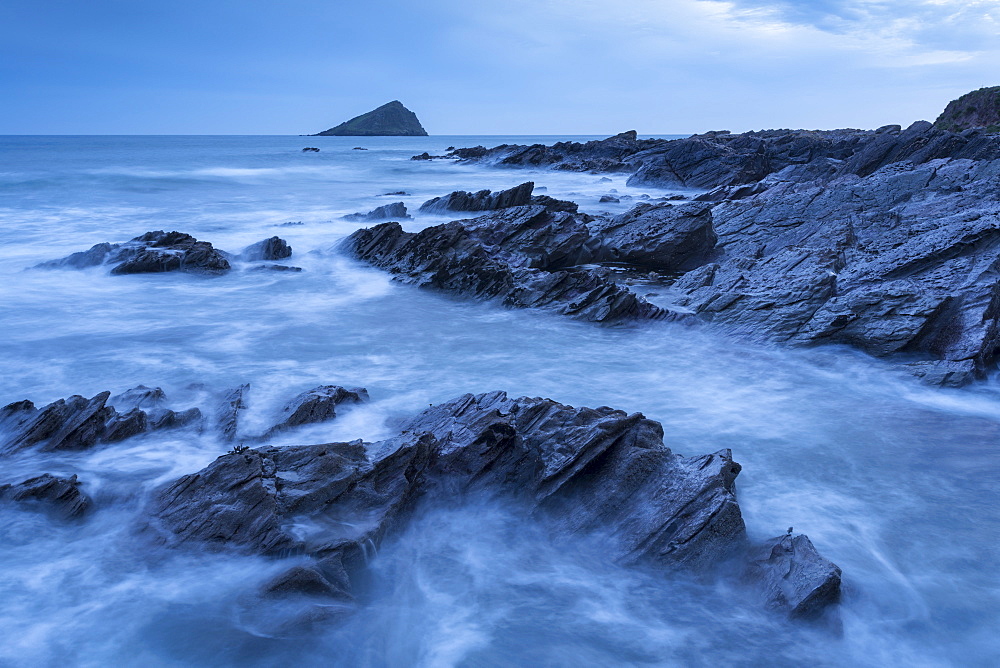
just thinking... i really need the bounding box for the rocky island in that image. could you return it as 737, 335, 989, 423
311, 100, 428, 136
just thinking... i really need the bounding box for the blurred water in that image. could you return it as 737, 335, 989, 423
0, 135, 998, 667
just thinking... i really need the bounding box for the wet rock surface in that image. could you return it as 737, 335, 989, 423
37, 231, 232, 275
262, 385, 369, 438
140, 390, 839, 619
342, 205, 673, 324
344, 202, 410, 222
0, 388, 202, 454
419, 181, 577, 214
0, 473, 92, 519
241, 236, 292, 261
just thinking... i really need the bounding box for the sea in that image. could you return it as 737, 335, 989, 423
0, 135, 998, 667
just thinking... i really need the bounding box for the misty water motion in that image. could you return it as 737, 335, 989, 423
1, 135, 999, 667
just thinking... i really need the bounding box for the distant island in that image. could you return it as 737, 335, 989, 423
311, 100, 428, 136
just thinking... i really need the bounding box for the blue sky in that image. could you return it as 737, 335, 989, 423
1, 0, 997, 134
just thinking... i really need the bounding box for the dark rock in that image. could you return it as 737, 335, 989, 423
110, 385, 167, 410
263, 385, 369, 437
103, 408, 149, 443
380, 191, 409, 196
343, 202, 410, 222
312, 101, 428, 137
1, 388, 204, 454
341, 205, 672, 324
747, 534, 842, 619
301, 147, 320, 152
445, 146, 455, 151
217, 384, 249, 443
592, 202, 717, 272
241, 237, 292, 262
37, 231, 231, 275
352, 147, 367, 151
599, 195, 620, 203
250, 264, 303, 272
0, 473, 92, 519
279, 221, 304, 227
141, 391, 839, 619
419, 182, 535, 213
934, 86, 1000, 133
410, 152, 435, 161
599, 177, 613, 183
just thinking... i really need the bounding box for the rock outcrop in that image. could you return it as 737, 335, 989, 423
36, 231, 232, 275
341, 205, 672, 324
140, 390, 840, 619
934, 86, 1000, 133
0, 389, 202, 455
343, 202, 410, 222
419, 181, 579, 214
0, 473, 92, 519
312, 101, 428, 137
241, 236, 292, 262
262, 385, 369, 438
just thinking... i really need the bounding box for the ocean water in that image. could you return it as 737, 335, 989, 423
0, 135, 998, 667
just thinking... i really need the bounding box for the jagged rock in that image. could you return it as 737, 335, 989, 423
0, 388, 203, 454
419, 182, 535, 213
592, 202, 717, 272
36, 231, 231, 275
0, 473, 92, 519
217, 384, 249, 443
110, 385, 167, 410
341, 205, 671, 324
343, 202, 410, 222
450, 124, 1000, 191
934, 86, 1000, 133
747, 534, 842, 619
241, 237, 292, 262
263, 385, 369, 437
312, 101, 428, 137
140, 391, 839, 619
301, 147, 320, 153
668, 157, 1000, 383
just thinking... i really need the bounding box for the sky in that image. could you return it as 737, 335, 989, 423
1, 0, 998, 134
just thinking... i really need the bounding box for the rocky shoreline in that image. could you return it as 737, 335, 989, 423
1, 382, 841, 630
369, 116, 1000, 386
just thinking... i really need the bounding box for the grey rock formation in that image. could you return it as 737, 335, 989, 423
592, 202, 717, 272
0, 389, 202, 455
341, 205, 672, 324
140, 390, 838, 618
216, 384, 249, 443
36, 231, 231, 275
343, 202, 410, 222
241, 236, 292, 262
263, 385, 369, 438
312, 101, 428, 137
418, 181, 578, 214
747, 534, 842, 619
0, 473, 92, 519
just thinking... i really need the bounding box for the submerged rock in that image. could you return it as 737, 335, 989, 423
0, 473, 92, 519
36, 231, 231, 275
343, 202, 410, 222
140, 391, 840, 619
241, 236, 292, 262
312, 100, 428, 137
